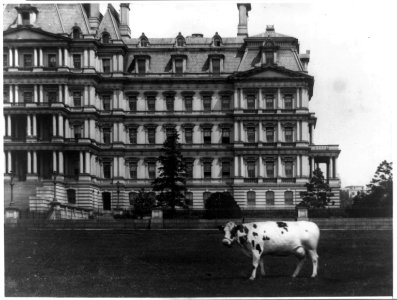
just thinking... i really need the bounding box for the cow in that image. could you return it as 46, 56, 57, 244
219, 221, 320, 280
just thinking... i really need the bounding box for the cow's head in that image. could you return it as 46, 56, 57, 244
219, 221, 240, 247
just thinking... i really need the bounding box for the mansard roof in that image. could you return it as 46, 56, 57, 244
97, 4, 122, 40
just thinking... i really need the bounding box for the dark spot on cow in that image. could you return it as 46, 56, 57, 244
237, 225, 244, 233
239, 236, 247, 244
262, 236, 270, 241
256, 244, 262, 254
253, 224, 257, 229
253, 232, 258, 237
230, 226, 238, 238
281, 231, 284, 234
243, 226, 249, 234
277, 222, 288, 232
251, 240, 255, 248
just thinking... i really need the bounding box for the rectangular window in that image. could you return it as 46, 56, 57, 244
285, 127, 293, 142
221, 96, 230, 110
247, 127, 256, 143
73, 92, 81, 107
266, 127, 274, 142
285, 161, 293, 178
103, 162, 111, 179
129, 162, 137, 179
203, 96, 211, 111
74, 125, 82, 139
148, 128, 155, 144
186, 162, 193, 178
47, 91, 57, 103
185, 128, 193, 144
4, 54, 8, 67
284, 94, 293, 109
222, 128, 230, 144
285, 191, 294, 205
184, 97, 192, 112
22, 12, 30, 25
203, 129, 211, 144
148, 162, 156, 179
23, 54, 32, 68
247, 162, 256, 178
48, 54, 57, 68
129, 96, 137, 111
102, 58, 111, 73
204, 162, 212, 179
266, 191, 274, 205
103, 128, 111, 144
73, 54, 81, 69
212, 58, 220, 74
175, 59, 183, 74
137, 59, 146, 74
265, 95, 274, 109
247, 191, 256, 206
147, 98, 155, 112
222, 161, 230, 178
265, 52, 274, 64
266, 162, 274, 178
166, 97, 174, 112
129, 129, 137, 144
103, 96, 111, 110
4, 89, 9, 102
23, 91, 32, 103
247, 94, 255, 109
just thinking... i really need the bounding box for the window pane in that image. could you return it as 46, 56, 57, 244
137, 59, 146, 74
129, 130, 137, 144
47, 92, 57, 103
266, 128, 274, 142
266, 191, 274, 205
73, 92, 81, 106
148, 128, 155, 144
24, 92, 32, 103
102, 33, 110, 44
148, 163, 156, 179
73, 55, 81, 68
284, 95, 293, 109
103, 59, 110, 73
185, 129, 192, 144
48, 54, 57, 67
266, 162, 274, 177
104, 163, 111, 178
185, 98, 192, 111
148, 98, 155, 111
222, 161, 230, 177
222, 129, 230, 144
4, 54, 8, 67
247, 127, 255, 143
203, 97, 211, 111
212, 58, 220, 74
265, 95, 274, 109
247, 162, 256, 178
186, 162, 193, 178
129, 97, 137, 111
73, 28, 80, 39
221, 96, 229, 110
285, 162, 293, 177
265, 52, 274, 64
204, 162, 211, 178
103, 96, 111, 110
24, 54, 32, 67
285, 128, 293, 142
166, 97, 174, 111
175, 59, 183, 74
103, 128, 111, 144
22, 12, 30, 25
285, 191, 293, 205
247, 191, 256, 205
74, 125, 81, 139
67, 189, 76, 204
177, 38, 184, 47
203, 129, 211, 144
247, 94, 255, 109
129, 163, 137, 179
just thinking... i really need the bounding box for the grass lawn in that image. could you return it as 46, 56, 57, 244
4, 229, 393, 297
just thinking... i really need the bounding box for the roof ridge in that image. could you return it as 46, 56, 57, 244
54, 4, 65, 33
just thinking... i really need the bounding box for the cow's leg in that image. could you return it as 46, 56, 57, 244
249, 251, 260, 280
259, 257, 266, 276
292, 246, 306, 278
307, 249, 319, 278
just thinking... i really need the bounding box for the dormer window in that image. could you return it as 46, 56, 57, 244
139, 33, 149, 47
72, 27, 82, 39
171, 54, 187, 74
22, 12, 30, 25
102, 32, 110, 44
175, 32, 185, 47
208, 54, 224, 74
262, 38, 278, 65
132, 55, 150, 74
16, 5, 38, 26
212, 32, 222, 47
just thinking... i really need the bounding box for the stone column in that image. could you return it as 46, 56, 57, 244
14, 86, 19, 103
113, 156, 118, 177
64, 85, 69, 106
83, 49, 88, 68
258, 122, 263, 142
64, 48, 69, 67
277, 88, 281, 109
64, 118, 69, 138
277, 122, 282, 142
89, 49, 95, 68
14, 48, 19, 67
59, 151, 64, 174
329, 157, 334, 178
234, 89, 238, 109
53, 151, 57, 172
39, 85, 43, 102
259, 156, 263, 178
113, 55, 117, 72
277, 156, 282, 177
234, 156, 239, 177
7, 116, 12, 136
32, 115, 37, 136
85, 152, 91, 174
118, 54, 123, 72
39, 48, 43, 67
9, 86, 13, 103
33, 85, 38, 102
52, 115, 57, 137
58, 85, 63, 103
58, 48, 62, 66
84, 120, 89, 138
33, 151, 37, 173
58, 115, 64, 137
296, 156, 301, 177
240, 122, 244, 142
258, 89, 263, 109
84, 86, 89, 106
80, 152, 84, 174
234, 122, 239, 142
27, 151, 32, 174
34, 48, 38, 67
240, 156, 244, 177
27, 115, 32, 136
334, 157, 338, 178
239, 89, 244, 109
7, 152, 12, 173
9, 48, 13, 67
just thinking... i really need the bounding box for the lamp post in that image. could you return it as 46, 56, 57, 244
52, 171, 58, 202
9, 171, 15, 207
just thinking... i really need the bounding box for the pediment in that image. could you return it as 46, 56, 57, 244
250, 70, 291, 78
229, 65, 312, 80
4, 27, 67, 41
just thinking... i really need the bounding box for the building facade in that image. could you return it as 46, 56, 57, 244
3, 3, 341, 213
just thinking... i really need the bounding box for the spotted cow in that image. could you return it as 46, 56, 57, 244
219, 221, 320, 280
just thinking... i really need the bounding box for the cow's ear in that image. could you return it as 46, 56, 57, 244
217, 225, 224, 231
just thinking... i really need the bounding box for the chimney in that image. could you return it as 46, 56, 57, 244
237, 3, 251, 37
88, 4, 100, 30
120, 3, 131, 38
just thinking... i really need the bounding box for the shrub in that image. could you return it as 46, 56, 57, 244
204, 192, 242, 219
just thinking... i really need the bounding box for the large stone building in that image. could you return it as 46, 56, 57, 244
3, 3, 341, 213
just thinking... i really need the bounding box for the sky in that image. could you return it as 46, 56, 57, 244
99, 0, 395, 187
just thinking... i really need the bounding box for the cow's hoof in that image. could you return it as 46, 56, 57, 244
311, 274, 317, 278
249, 277, 255, 281
291, 274, 297, 278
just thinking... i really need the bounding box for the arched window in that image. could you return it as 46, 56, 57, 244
285, 191, 294, 205
67, 189, 76, 204
247, 191, 256, 206
102, 32, 110, 44
72, 27, 81, 39
266, 191, 275, 205
129, 192, 138, 205
185, 192, 193, 206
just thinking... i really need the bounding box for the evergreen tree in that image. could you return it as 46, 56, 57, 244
299, 168, 334, 208
152, 129, 187, 211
